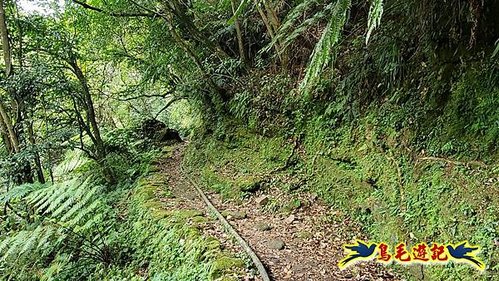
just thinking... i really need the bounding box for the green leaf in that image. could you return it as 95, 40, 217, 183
366, 0, 384, 44
492, 38, 499, 58
300, 0, 351, 97
228, 0, 251, 25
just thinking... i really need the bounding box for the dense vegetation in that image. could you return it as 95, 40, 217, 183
0, 0, 497, 280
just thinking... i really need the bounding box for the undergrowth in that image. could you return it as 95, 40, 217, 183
185, 120, 498, 280
0, 132, 244, 280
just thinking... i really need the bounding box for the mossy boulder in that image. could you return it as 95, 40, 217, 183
211, 256, 245, 278
236, 177, 262, 192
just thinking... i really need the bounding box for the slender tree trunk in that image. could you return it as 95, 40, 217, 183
260, 0, 287, 66
0, 0, 34, 185
70, 60, 105, 157
0, 101, 18, 153
0, 109, 12, 153
262, 0, 280, 32
27, 121, 45, 184
255, 1, 284, 63
0, 0, 19, 153
0, 0, 12, 77
69, 59, 116, 184
231, 0, 247, 64
255, 2, 275, 40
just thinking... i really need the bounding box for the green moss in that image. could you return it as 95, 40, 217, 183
187, 125, 498, 280
236, 176, 262, 192
200, 166, 241, 199
211, 256, 245, 278
126, 153, 246, 280
282, 199, 301, 213
205, 237, 221, 251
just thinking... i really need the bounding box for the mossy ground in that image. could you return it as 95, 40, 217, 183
114, 149, 247, 280
184, 124, 498, 280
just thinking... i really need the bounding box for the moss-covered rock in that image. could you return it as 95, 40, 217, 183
211, 256, 245, 278
237, 177, 262, 192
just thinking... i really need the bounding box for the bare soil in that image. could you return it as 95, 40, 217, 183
156, 144, 401, 281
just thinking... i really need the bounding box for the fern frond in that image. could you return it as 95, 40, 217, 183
300, 0, 351, 97
60, 185, 102, 222
19, 225, 44, 255
263, 0, 326, 53
51, 192, 78, 218
0, 182, 45, 203
28, 185, 57, 209
53, 150, 90, 177
492, 38, 499, 58
43, 182, 78, 215
50, 177, 93, 218
281, 6, 331, 50
67, 198, 102, 229
3, 231, 29, 260
0, 235, 11, 253
37, 227, 56, 251
279, 0, 323, 35
366, 0, 384, 44
79, 213, 104, 233
0, 225, 60, 263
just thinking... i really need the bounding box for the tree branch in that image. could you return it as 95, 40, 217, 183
154, 97, 183, 119
116, 92, 172, 101
71, 0, 156, 18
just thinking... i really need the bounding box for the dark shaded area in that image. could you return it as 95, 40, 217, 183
140, 119, 183, 144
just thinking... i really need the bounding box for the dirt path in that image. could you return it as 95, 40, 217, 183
158, 144, 400, 281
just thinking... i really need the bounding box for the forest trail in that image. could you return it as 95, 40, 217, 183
157, 144, 400, 281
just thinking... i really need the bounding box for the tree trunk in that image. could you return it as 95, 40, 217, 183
255, 1, 284, 63
0, 108, 13, 153
0, 0, 34, 185
260, 0, 287, 66
0, 105, 19, 155
27, 121, 45, 184
262, 0, 280, 32
70, 60, 106, 158
0, 0, 19, 153
231, 0, 247, 64
0, 0, 12, 77
69, 59, 116, 184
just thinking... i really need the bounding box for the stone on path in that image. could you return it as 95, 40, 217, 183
268, 239, 285, 250
255, 222, 272, 231
256, 195, 269, 207
284, 214, 295, 224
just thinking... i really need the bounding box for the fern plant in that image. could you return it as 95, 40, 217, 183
265, 0, 332, 53
493, 38, 499, 58
366, 0, 384, 44
0, 182, 46, 204
264, 0, 385, 96
0, 174, 110, 280
299, 0, 351, 97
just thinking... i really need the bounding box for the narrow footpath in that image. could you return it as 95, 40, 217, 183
156, 144, 400, 281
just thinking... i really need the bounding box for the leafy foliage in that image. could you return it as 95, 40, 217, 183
0, 174, 108, 279
299, 0, 351, 97
366, 0, 383, 44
